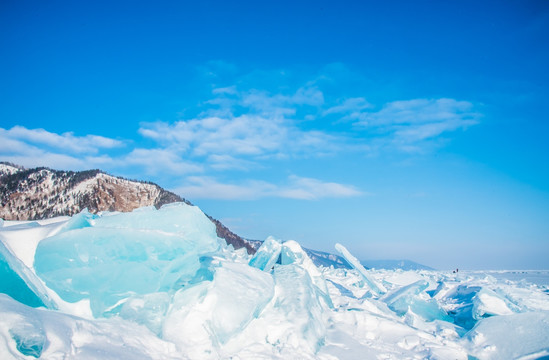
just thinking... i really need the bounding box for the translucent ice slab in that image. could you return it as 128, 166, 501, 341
384, 280, 452, 322
271, 264, 326, 353
472, 288, 514, 319
57, 208, 97, 233
335, 243, 386, 295
94, 203, 221, 253
163, 262, 274, 358
249, 236, 282, 271
281, 240, 332, 307
33, 203, 222, 317
34, 227, 201, 316
0, 241, 56, 309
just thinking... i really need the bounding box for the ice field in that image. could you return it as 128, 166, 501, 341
1, 203, 548, 359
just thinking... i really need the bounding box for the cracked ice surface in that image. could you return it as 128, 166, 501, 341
1, 203, 549, 359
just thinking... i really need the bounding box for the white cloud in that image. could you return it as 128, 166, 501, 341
139, 115, 286, 157
1, 126, 123, 154
291, 86, 325, 106
139, 113, 340, 162
322, 98, 479, 145
393, 118, 475, 142
279, 175, 364, 200
205, 84, 324, 119
240, 90, 297, 117
136, 81, 338, 166
174, 176, 276, 200
2, 150, 113, 171
0, 69, 481, 203
207, 154, 258, 171
212, 86, 238, 95
358, 98, 478, 127
0, 126, 121, 170
4, 153, 85, 170
174, 175, 363, 200
138, 86, 480, 176
123, 148, 204, 175
323, 97, 373, 116
0, 136, 35, 155
350, 98, 480, 151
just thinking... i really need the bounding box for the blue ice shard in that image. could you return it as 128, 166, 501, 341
472, 288, 514, 319
57, 208, 97, 233
34, 227, 201, 316
33, 202, 221, 317
384, 280, 452, 322
281, 240, 332, 307
0, 243, 45, 308
248, 236, 282, 271
0, 241, 57, 309
163, 262, 274, 354
335, 243, 386, 295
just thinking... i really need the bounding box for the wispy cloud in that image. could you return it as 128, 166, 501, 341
206, 154, 257, 171
1, 64, 482, 201
278, 175, 364, 200
139, 115, 288, 157
139, 112, 341, 164
204, 84, 324, 118
363, 98, 480, 152
2, 126, 123, 154
321, 97, 480, 152
174, 175, 363, 200
0, 126, 121, 170
323, 97, 373, 117
357, 98, 478, 127
123, 148, 204, 175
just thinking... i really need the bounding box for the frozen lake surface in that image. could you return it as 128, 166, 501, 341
464, 270, 549, 287
1, 204, 548, 359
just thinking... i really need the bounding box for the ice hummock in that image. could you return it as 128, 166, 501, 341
1, 203, 549, 359
34, 227, 204, 316
32, 204, 222, 317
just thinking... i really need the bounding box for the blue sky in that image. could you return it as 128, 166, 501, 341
1, 0, 548, 269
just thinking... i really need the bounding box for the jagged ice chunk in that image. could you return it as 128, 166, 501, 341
335, 243, 386, 295
248, 236, 282, 271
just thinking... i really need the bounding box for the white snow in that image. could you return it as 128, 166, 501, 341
0, 164, 21, 176
1, 203, 549, 359
465, 311, 549, 360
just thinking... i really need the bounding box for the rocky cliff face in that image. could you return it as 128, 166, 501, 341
0, 162, 254, 254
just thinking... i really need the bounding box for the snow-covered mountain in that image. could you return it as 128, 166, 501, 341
0, 162, 254, 253
0, 163, 180, 219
